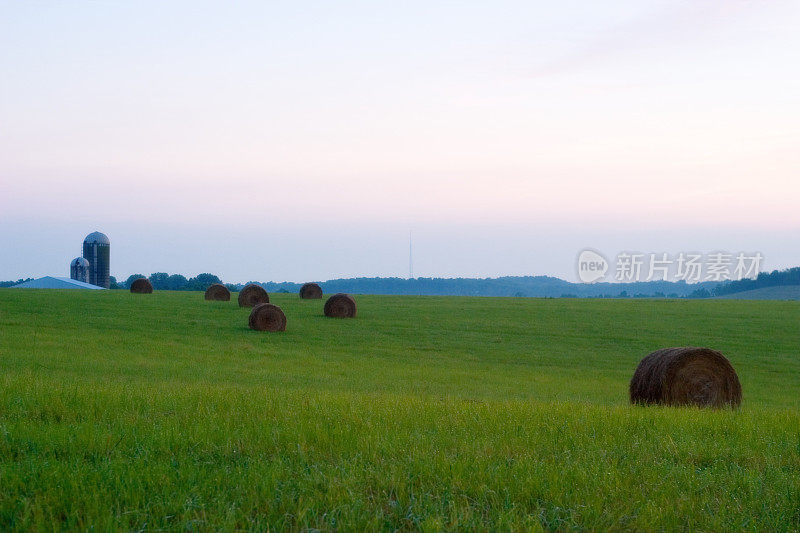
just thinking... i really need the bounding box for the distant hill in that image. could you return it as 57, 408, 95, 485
712, 267, 800, 298
715, 285, 800, 300
254, 276, 720, 298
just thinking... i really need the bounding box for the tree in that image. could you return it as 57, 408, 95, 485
688, 287, 711, 299
186, 273, 222, 291
148, 272, 170, 290
0, 278, 33, 288
166, 274, 188, 290
124, 274, 146, 288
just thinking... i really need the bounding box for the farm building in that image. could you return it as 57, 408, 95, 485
12, 277, 106, 290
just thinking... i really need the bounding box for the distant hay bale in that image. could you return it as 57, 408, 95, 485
129, 278, 153, 294
238, 284, 269, 307
324, 293, 357, 318
629, 347, 742, 408
204, 283, 230, 301
299, 282, 323, 299
248, 303, 287, 332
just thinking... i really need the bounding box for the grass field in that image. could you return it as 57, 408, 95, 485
0, 289, 799, 531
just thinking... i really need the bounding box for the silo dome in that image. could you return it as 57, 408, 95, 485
71, 257, 90, 268
83, 231, 110, 245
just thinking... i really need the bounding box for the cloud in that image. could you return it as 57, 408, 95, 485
529, 0, 786, 78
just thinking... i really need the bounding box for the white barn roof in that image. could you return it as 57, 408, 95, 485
12, 276, 106, 290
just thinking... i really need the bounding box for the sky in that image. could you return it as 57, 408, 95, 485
1, 0, 799, 283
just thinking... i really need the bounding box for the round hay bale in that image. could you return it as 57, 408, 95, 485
299, 282, 323, 299
324, 293, 356, 318
238, 284, 269, 307
248, 303, 287, 332
629, 347, 742, 408
204, 283, 231, 301
129, 278, 153, 294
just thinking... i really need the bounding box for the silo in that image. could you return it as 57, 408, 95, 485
82, 231, 110, 288
70, 257, 91, 283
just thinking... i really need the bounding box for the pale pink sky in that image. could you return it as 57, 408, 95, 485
1, 1, 798, 282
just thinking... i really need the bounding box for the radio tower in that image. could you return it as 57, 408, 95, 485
409, 230, 414, 279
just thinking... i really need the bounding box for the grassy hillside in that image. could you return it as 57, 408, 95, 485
715, 285, 800, 300
0, 290, 798, 530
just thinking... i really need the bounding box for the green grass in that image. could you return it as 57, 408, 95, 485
0, 290, 798, 531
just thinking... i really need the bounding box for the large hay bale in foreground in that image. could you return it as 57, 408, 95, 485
630, 347, 741, 408
299, 282, 323, 299
204, 283, 230, 301
238, 284, 269, 307
248, 303, 287, 332
324, 293, 357, 318
129, 278, 153, 294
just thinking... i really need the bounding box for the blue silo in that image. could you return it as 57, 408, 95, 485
82, 231, 110, 288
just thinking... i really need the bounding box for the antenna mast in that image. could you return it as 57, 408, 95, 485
409, 230, 414, 279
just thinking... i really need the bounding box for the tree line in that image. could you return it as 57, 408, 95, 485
3, 266, 798, 297
116, 267, 800, 297
118, 273, 232, 292
693, 266, 800, 298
